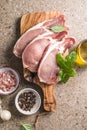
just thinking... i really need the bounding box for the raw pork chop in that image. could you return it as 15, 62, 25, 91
38, 38, 75, 84
13, 15, 65, 58
22, 31, 67, 72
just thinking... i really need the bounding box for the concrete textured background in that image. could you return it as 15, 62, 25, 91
0, 0, 87, 130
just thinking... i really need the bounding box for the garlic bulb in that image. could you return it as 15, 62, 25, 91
0, 110, 11, 121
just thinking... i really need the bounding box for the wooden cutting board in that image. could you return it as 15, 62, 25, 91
20, 11, 61, 112
20, 11, 62, 34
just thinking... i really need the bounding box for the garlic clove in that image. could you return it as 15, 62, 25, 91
0, 110, 11, 121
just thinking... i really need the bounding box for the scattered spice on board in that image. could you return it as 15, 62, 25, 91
0, 70, 16, 92
18, 91, 36, 111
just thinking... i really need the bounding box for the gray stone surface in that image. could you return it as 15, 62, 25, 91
0, 0, 87, 130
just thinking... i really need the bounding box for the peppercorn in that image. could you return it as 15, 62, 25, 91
18, 91, 36, 111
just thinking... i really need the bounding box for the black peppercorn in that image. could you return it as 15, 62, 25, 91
18, 91, 36, 111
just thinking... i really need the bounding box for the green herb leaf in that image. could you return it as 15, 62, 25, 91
58, 70, 63, 81
56, 51, 77, 83
61, 73, 70, 83
21, 124, 33, 130
50, 26, 66, 32
66, 51, 77, 68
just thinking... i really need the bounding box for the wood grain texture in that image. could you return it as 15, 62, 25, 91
20, 11, 60, 111
20, 11, 62, 34
33, 76, 56, 112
